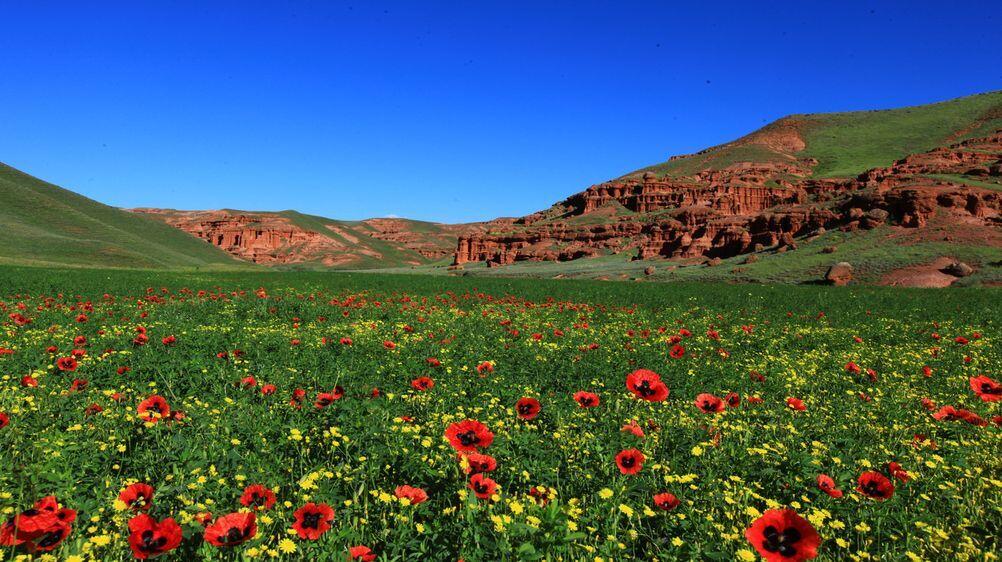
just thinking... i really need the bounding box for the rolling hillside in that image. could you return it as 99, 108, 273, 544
130, 208, 487, 269
0, 163, 245, 269
451, 91, 1002, 286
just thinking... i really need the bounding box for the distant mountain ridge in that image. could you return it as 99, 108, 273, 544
2, 91, 1000, 283
453, 91, 1002, 268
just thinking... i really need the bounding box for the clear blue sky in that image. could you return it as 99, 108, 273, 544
2, 1, 1000, 223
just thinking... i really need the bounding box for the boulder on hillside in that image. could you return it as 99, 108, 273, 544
825, 262, 853, 286
822, 245, 838, 254
943, 261, 974, 277
644, 265, 656, 276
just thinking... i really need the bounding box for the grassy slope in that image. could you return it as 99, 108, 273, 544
635, 90, 1002, 179
799, 91, 1002, 177
0, 163, 245, 269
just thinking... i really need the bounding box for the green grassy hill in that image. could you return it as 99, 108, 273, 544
634, 90, 1002, 178
0, 163, 246, 269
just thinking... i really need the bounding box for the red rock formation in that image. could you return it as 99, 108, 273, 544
454, 131, 1002, 266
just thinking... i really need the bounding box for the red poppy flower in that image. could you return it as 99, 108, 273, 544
339, 337, 353, 345
615, 448, 645, 475
394, 485, 428, 505
426, 357, 441, 367
887, 462, 911, 482
349, 545, 377, 561
20, 375, 38, 387
845, 361, 861, 374
240, 376, 257, 388
0, 412, 8, 430
291, 502, 335, 540
289, 388, 306, 409
573, 391, 600, 408
119, 483, 155, 511
127, 514, 182, 559
625, 369, 669, 402
445, 420, 494, 453
932, 405, 987, 426
515, 397, 541, 420
468, 473, 498, 499
383, 340, 396, 349
137, 395, 171, 423
56, 356, 77, 372
1, 496, 76, 553
694, 393, 725, 414
786, 397, 806, 411
745, 509, 820, 562
315, 392, 340, 409
463, 453, 497, 474
411, 376, 435, 391
133, 333, 149, 346
204, 512, 256, 548
161, 335, 176, 346
856, 471, 894, 500
668, 345, 686, 359
239, 484, 276, 511
725, 392, 740, 408
69, 379, 88, 392
653, 492, 680, 511
970, 375, 1001, 402
816, 474, 843, 498
621, 420, 645, 438
260, 384, 276, 395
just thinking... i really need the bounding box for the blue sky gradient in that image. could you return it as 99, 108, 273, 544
2, 1, 1000, 222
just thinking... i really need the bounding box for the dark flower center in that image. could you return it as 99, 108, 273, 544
635, 380, 654, 397
36, 528, 67, 548
621, 456, 636, 468
219, 525, 251, 545
762, 525, 801, 557
458, 431, 479, 446
862, 481, 886, 497
474, 482, 489, 494
518, 403, 535, 415
140, 529, 168, 552
982, 383, 1000, 394
301, 512, 322, 529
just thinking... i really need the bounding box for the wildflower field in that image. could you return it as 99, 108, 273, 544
0, 266, 999, 561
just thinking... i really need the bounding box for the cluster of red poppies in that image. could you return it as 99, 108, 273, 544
0, 496, 76, 554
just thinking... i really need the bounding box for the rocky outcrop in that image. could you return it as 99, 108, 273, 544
130, 210, 354, 264
130, 209, 482, 267
453, 131, 1002, 266
825, 262, 853, 286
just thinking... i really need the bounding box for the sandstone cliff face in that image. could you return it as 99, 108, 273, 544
130, 210, 482, 267
454, 131, 1002, 266
129, 210, 351, 265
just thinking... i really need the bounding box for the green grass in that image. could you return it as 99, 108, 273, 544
798, 91, 1002, 177
0, 267, 998, 560
630, 91, 1002, 180
0, 163, 246, 269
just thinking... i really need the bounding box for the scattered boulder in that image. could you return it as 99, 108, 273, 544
825, 262, 853, 286
644, 265, 656, 276
706, 257, 722, 267
744, 254, 759, 264
943, 261, 974, 277
822, 246, 838, 254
